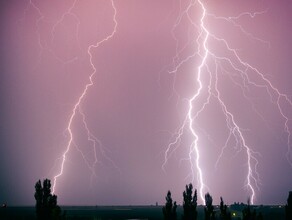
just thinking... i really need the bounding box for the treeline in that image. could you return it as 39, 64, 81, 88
33, 179, 291, 220
162, 183, 292, 220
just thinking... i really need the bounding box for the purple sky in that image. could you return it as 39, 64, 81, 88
0, 0, 292, 206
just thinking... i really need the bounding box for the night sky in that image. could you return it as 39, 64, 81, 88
0, 0, 291, 206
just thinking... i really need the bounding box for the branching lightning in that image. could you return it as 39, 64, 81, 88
22, 0, 118, 194
51, 0, 118, 194
20, 0, 291, 204
162, 0, 292, 204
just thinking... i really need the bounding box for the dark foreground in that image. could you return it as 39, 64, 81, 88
0, 205, 285, 220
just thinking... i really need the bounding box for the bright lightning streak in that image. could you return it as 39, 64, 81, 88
22, 0, 118, 194
186, 0, 209, 203
52, 0, 118, 194
162, 0, 292, 205
163, 0, 209, 203
213, 63, 260, 204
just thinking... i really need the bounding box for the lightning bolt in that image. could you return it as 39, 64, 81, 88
21, 0, 118, 194
162, 0, 292, 205
51, 0, 118, 194
20, 0, 291, 204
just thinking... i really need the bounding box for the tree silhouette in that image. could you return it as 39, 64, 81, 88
242, 198, 262, 220
286, 191, 292, 220
204, 193, 215, 220
242, 198, 252, 220
219, 197, 231, 220
162, 190, 177, 220
34, 179, 64, 220
182, 183, 197, 220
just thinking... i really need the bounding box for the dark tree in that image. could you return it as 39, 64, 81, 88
219, 197, 231, 220
34, 179, 64, 220
162, 190, 177, 220
182, 183, 197, 220
242, 198, 264, 220
242, 198, 262, 220
204, 193, 215, 220
242, 198, 252, 220
286, 191, 292, 220
35, 180, 43, 218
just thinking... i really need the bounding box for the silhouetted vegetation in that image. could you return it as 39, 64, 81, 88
182, 183, 198, 220
242, 198, 252, 220
219, 197, 231, 220
159, 184, 292, 219
34, 179, 65, 220
286, 191, 292, 220
162, 190, 177, 220
242, 198, 263, 220
204, 192, 215, 220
